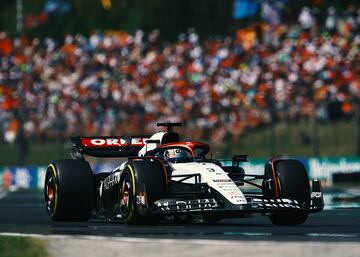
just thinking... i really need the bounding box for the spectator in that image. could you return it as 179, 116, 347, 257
0, 6, 359, 145
325, 7, 337, 34
298, 7, 314, 32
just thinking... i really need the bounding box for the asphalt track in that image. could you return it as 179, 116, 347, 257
1, 189, 360, 242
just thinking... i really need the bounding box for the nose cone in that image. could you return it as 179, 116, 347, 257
199, 163, 248, 205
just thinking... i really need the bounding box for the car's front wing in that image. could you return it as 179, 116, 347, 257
136, 179, 324, 217
150, 195, 323, 216
148, 179, 324, 216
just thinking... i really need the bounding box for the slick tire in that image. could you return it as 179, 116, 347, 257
119, 158, 167, 224
44, 159, 95, 221
265, 159, 310, 226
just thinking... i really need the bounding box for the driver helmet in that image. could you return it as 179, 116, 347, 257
164, 148, 186, 162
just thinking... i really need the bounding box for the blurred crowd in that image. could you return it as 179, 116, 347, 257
0, 4, 359, 145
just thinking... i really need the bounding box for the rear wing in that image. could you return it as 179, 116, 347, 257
70, 136, 150, 158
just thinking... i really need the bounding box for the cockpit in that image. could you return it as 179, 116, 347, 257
148, 142, 210, 164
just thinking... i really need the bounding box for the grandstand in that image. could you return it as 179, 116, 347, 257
0, 1, 359, 164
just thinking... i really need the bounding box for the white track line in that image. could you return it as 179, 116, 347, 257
0, 232, 359, 247
0, 232, 249, 246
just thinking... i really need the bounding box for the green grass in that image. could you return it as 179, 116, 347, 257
0, 236, 49, 257
215, 120, 357, 158
0, 121, 358, 166
0, 143, 69, 166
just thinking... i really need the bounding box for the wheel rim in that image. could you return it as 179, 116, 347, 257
45, 169, 56, 214
121, 181, 130, 206
48, 181, 53, 201
120, 173, 133, 218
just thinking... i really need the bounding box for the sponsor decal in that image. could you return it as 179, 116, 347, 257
216, 182, 236, 186
206, 168, 215, 172
308, 157, 360, 180
37, 167, 47, 189
102, 173, 121, 191
311, 192, 322, 198
0, 166, 41, 189
2, 169, 12, 188
136, 192, 147, 206
81, 137, 147, 147
156, 198, 218, 212
213, 179, 232, 182
14, 168, 31, 188
227, 191, 241, 196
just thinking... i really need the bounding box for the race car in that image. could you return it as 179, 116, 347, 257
44, 122, 324, 225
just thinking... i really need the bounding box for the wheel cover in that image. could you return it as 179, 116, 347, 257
121, 181, 131, 206
120, 174, 133, 217
45, 170, 56, 214
47, 179, 53, 201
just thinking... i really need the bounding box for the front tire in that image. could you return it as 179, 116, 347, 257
44, 159, 95, 221
264, 159, 310, 226
119, 158, 167, 224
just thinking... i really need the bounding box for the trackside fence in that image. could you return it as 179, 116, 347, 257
1, 157, 360, 189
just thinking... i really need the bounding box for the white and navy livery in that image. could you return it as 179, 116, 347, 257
44, 122, 324, 225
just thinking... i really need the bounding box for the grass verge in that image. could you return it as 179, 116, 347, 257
0, 235, 49, 257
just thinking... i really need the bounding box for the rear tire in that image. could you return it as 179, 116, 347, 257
119, 158, 167, 224
264, 159, 310, 226
44, 159, 95, 221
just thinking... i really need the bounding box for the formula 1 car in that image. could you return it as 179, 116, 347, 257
44, 122, 324, 225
